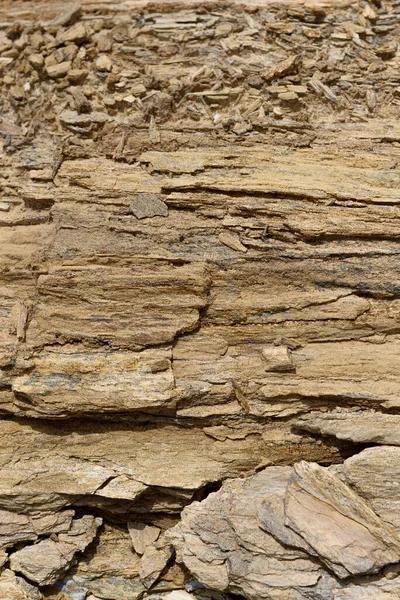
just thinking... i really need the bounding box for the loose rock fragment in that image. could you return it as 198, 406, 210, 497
97, 476, 147, 501
262, 55, 300, 81
95, 54, 112, 71
366, 89, 377, 111
57, 22, 87, 44
342, 446, 400, 528
139, 538, 173, 588
95, 31, 113, 52
131, 83, 147, 97
0, 508, 74, 550
67, 68, 88, 83
10, 515, 102, 586
46, 61, 71, 79
171, 455, 400, 598
0, 569, 42, 600
169, 468, 332, 598
287, 85, 307, 95
28, 54, 44, 69
309, 77, 338, 103
218, 231, 247, 253
130, 193, 169, 219
128, 522, 160, 555
149, 115, 161, 144
55, 523, 145, 600
166, 592, 196, 600
278, 91, 298, 101
70, 87, 91, 113
262, 345, 295, 372
59, 109, 111, 126
267, 22, 296, 35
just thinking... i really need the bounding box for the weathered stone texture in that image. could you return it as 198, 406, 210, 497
0, 0, 400, 597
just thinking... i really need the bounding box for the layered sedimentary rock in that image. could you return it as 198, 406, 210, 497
1, 0, 400, 597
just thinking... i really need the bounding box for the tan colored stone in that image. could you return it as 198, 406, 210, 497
284, 462, 400, 578
1, 1, 400, 597
8, 346, 176, 418
172, 457, 400, 598
278, 91, 298, 101
28, 54, 44, 69
262, 345, 294, 372
10, 516, 102, 586
128, 522, 160, 555
342, 447, 400, 528
26, 264, 208, 352
218, 231, 247, 253
296, 411, 400, 444
57, 22, 87, 44
0, 419, 272, 514
95, 54, 112, 71
139, 538, 173, 588
130, 193, 169, 219
0, 508, 74, 550
55, 523, 184, 600
0, 569, 41, 600
168, 468, 334, 599
67, 68, 88, 83
95, 31, 113, 52
46, 61, 71, 79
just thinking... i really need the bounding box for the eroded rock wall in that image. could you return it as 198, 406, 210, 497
1, 0, 400, 598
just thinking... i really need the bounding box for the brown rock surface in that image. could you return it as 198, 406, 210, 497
9, 516, 102, 586
171, 453, 400, 598
0, 569, 42, 600
0, 0, 400, 597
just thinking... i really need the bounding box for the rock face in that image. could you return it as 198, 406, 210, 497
1, 0, 400, 598
268, 462, 400, 578
169, 467, 333, 600
170, 449, 400, 599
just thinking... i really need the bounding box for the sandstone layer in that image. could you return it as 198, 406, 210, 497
0, 0, 400, 598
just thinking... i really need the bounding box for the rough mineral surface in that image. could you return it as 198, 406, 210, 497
1, 0, 400, 598
170, 449, 400, 599
9, 516, 103, 586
